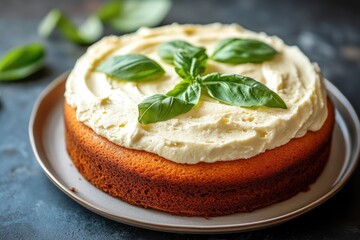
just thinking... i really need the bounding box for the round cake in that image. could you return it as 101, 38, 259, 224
64, 24, 335, 217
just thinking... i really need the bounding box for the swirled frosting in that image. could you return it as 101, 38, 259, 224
65, 23, 328, 164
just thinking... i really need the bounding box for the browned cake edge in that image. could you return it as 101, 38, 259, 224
64, 99, 335, 217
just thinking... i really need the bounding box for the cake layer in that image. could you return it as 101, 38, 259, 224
64, 99, 334, 217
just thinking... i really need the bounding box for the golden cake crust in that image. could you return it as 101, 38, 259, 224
64, 99, 335, 217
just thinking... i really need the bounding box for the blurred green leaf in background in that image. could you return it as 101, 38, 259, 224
0, 44, 46, 82
38, 9, 103, 45
0, 0, 172, 82
108, 0, 172, 32
38, 0, 172, 45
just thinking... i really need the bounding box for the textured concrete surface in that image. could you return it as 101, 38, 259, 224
0, 0, 359, 239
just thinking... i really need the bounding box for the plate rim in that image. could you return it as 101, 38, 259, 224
29, 73, 360, 234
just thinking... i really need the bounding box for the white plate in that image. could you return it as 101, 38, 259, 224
29, 73, 360, 233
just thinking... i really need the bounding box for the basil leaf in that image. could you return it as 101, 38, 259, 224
97, 54, 165, 82
211, 38, 277, 64
0, 43, 45, 81
166, 80, 201, 104
96, 0, 123, 22
138, 94, 194, 124
38, 9, 62, 38
38, 9, 103, 45
201, 73, 287, 109
158, 40, 205, 64
109, 0, 171, 32
77, 16, 103, 44
174, 49, 208, 79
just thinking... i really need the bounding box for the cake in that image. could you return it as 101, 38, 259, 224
64, 24, 335, 217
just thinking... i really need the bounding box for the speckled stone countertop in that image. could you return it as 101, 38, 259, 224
1, 0, 359, 239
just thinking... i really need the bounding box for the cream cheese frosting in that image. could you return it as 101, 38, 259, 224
65, 23, 328, 164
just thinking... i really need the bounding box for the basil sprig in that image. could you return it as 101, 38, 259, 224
96, 54, 165, 82
0, 43, 45, 81
211, 38, 277, 64
138, 40, 286, 124
138, 50, 204, 124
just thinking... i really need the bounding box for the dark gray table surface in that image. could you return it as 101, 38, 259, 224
1, 0, 359, 239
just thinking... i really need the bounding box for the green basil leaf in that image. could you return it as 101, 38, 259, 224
108, 0, 171, 32
166, 80, 201, 104
0, 43, 45, 81
174, 49, 208, 79
96, 0, 123, 22
96, 54, 165, 82
38, 9, 103, 45
138, 94, 194, 124
158, 40, 204, 64
211, 38, 277, 64
201, 73, 287, 109
38, 9, 62, 38
77, 16, 103, 44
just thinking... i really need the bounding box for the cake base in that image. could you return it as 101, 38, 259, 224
64, 100, 334, 217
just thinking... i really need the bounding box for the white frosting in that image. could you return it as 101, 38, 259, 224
65, 23, 328, 164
